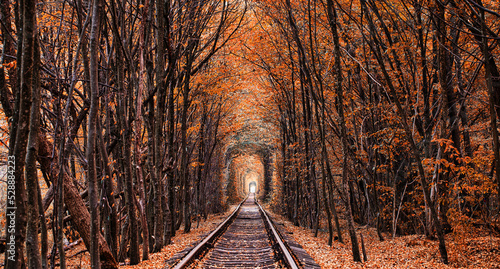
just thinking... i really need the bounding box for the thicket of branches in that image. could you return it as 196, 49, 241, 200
2, 0, 500, 267
249, 0, 500, 264
0, 0, 246, 268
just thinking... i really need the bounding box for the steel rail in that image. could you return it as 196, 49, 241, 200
172, 196, 248, 269
255, 199, 300, 269
172, 194, 300, 269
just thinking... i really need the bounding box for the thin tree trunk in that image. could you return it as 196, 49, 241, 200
118, 218, 129, 262
0, 0, 16, 118
146, 96, 156, 250
136, 0, 150, 259
153, 0, 166, 250
326, 160, 343, 243
320, 161, 334, 245
36, 177, 48, 269
479, 5, 500, 210
25, 34, 42, 269
181, 43, 196, 233
325, 0, 360, 260
88, 0, 101, 266
434, 1, 458, 232
165, 0, 176, 242
97, 120, 118, 259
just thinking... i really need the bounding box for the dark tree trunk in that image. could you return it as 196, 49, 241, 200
0, 0, 16, 118
5, 0, 38, 266
38, 135, 118, 269
97, 120, 118, 259
153, 0, 166, 251
181, 41, 197, 233
477, 3, 500, 211
25, 22, 42, 269
88, 0, 101, 266
36, 177, 48, 269
325, 0, 361, 261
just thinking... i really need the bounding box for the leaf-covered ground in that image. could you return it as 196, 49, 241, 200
269, 212, 500, 269
56, 207, 235, 268
121, 208, 236, 269
33, 205, 500, 268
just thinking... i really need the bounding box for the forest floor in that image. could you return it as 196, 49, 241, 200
7, 204, 498, 268
21, 206, 236, 269
267, 210, 500, 269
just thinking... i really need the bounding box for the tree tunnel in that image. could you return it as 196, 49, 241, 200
249, 181, 257, 193
224, 142, 275, 203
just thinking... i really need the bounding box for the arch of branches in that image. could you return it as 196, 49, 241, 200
224, 142, 274, 203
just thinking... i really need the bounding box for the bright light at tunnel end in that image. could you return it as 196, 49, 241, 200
250, 186, 256, 193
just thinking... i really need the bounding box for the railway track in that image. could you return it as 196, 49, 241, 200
172, 194, 301, 269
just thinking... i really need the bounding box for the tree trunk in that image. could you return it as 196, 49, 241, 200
25, 23, 42, 269
478, 4, 500, 210
326, 160, 343, 244
181, 42, 196, 234
37, 136, 118, 269
88, 0, 101, 266
97, 120, 118, 259
36, 177, 48, 269
0, 0, 16, 118
325, 0, 361, 260
153, 0, 166, 251
165, 0, 176, 243
136, 0, 150, 260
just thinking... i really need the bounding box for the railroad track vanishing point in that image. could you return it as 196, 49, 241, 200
172, 193, 316, 269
